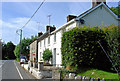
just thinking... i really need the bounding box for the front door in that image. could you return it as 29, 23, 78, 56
53, 48, 56, 66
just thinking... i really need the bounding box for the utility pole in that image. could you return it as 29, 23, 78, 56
20, 29, 22, 59
47, 15, 51, 26
15, 0, 45, 62
16, 29, 22, 61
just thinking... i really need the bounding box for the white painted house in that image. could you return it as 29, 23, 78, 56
37, 1, 119, 67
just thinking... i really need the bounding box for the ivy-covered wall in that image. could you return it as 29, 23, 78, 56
61, 26, 112, 71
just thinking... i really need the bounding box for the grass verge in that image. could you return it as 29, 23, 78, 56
77, 69, 119, 79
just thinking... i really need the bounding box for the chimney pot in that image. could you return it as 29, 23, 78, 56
46, 25, 56, 32
38, 32, 43, 37
67, 15, 77, 22
92, 0, 106, 8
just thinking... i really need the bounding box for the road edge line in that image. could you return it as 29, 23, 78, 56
14, 61, 23, 80
0, 61, 7, 68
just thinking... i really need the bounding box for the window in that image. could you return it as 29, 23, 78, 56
40, 52, 42, 60
48, 37, 50, 45
40, 41, 42, 47
54, 33, 56, 42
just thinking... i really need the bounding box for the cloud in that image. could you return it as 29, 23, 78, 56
68, 2, 91, 16
1, 17, 42, 44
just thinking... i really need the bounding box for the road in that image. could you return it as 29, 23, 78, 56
0, 60, 36, 81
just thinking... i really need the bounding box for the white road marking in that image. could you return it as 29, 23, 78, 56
14, 61, 23, 80
0, 60, 7, 68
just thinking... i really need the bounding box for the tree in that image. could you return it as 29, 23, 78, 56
14, 44, 20, 59
14, 35, 38, 59
2, 43, 7, 59
43, 49, 52, 62
110, 6, 120, 17
2, 41, 16, 60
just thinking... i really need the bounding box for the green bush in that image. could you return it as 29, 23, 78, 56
104, 25, 120, 72
61, 26, 112, 71
58, 69, 69, 79
43, 49, 52, 62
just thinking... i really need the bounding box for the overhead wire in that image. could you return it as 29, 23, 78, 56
21, 0, 46, 29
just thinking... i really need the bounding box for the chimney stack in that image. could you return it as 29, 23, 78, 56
67, 15, 77, 22
46, 25, 56, 33
38, 32, 43, 37
92, 0, 106, 8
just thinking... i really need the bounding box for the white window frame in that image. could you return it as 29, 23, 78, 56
54, 33, 56, 43
48, 36, 50, 45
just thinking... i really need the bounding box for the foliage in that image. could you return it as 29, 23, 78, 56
16, 58, 20, 62
14, 35, 37, 59
110, 6, 120, 17
43, 62, 51, 66
58, 68, 69, 79
2, 41, 16, 60
61, 26, 112, 71
77, 69, 119, 79
14, 44, 20, 58
103, 25, 120, 72
43, 49, 52, 62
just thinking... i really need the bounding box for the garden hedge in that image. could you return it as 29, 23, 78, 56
61, 26, 112, 71
104, 25, 120, 72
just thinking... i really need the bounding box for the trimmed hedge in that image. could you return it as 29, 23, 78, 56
61, 26, 112, 71
103, 25, 120, 72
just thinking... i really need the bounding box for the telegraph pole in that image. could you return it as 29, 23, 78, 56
19, 29, 22, 59
15, 0, 45, 62
16, 29, 22, 61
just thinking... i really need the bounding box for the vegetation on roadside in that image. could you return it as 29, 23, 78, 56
61, 25, 120, 73
58, 68, 69, 79
77, 69, 119, 79
58, 68, 119, 79
14, 35, 38, 59
2, 41, 16, 60
15, 58, 20, 62
43, 49, 52, 62
103, 25, 120, 72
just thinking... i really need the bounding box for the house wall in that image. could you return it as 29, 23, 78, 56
66, 22, 77, 31
38, 22, 77, 67
38, 4, 119, 67
79, 5, 118, 27
38, 30, 63, 67
30, 40, 37, 61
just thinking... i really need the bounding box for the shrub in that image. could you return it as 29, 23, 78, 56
104, 25, 120, 72
43, 49, 52, 62
61, 26, 112, 71
58, 68, 69, 79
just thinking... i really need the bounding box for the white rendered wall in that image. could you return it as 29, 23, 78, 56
38, 30, 62, 67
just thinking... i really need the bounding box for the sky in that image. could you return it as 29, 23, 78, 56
0, 0, 119, 45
